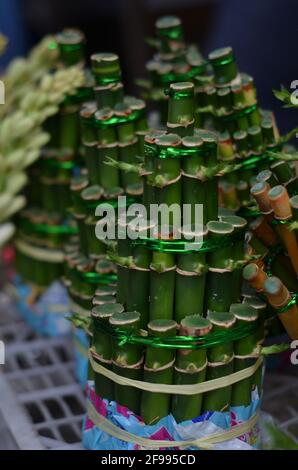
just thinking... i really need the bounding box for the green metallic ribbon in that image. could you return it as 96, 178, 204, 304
43, 158, 74, 170
210, 53, 235, 67
94, 109, 145, 128
94, 76, 121, 86
164, 87, 194, 100
48, 40, 58, 50
158, 24, 183, 40
59, 43, 83, 53
130, 228, 245, 254
276, 293, 298, 314
144, 142, 216, 160
271, 219, 298, 232
81, 271, 117, 285
221, 103, 258, 123
237, 207, 262, 218
156, 64, 206, 87
196, 103, 258, 123
228, 147, 281, 172
92, 316, 262, 350
19, 217, 78, 236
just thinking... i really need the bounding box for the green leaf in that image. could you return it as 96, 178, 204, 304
265, 423, 298, 450
273, 85, 297, 108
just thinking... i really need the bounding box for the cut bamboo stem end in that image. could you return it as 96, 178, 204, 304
179, 314, 212, 338
263, 277, 290, 308
269, 186, 298, 276
268, 185, 292, 220
263, 276, 298, 339
243, 263, 268, 292
172, 315, 211, 421
250, 181, 273, 214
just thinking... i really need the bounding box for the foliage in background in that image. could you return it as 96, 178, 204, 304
264, 423, 298, 450
0, 33, 8, 55
273, 85, 298, 108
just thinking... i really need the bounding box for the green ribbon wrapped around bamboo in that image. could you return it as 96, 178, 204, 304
92, 313, 263, 350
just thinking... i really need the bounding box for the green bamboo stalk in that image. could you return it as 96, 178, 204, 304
57, 29, 85, 66
248, 126, 263, 154
205, 220, 235, 312
127, 221, 154, 329
110, 311, 143, 414
152, 133, 182, 229
233, 130, 249, 158
175, 225, 208, 322
70, 174, 89, 214
261, 118, 276, 146
240, 73, 257, 106
270, 161, 298, 198
217, 87, 233, 115
229, 303, 261, 406
172, 315, 212, 422
92, 303, 124, 400
81, 185, 106, 259
231, 83, 244, 109
218, 131, 234, 162
95, 107, 120, 189
118, 140, 140, 188
221, 215, 247, 302
142, 131, 166, 210
91, 53, 123, 108
150, 233, 176, 321
59, 101, 80, 151
155, 16, 184, 56
242, 296, 266, 346
76, 258, 97, 297
115, 102, 140, 187
141, 319, 177, 424
236, 180, 250, 205
80, 101, 97, 144
196, 129, 218, 221
208, 47, 238, 85
167, 82, 195, 137
202, 311, 235, 413
181, 136, 206, 225
116, 217, 133, 308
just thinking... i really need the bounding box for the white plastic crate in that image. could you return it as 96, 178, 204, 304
0, 291, 85, 450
